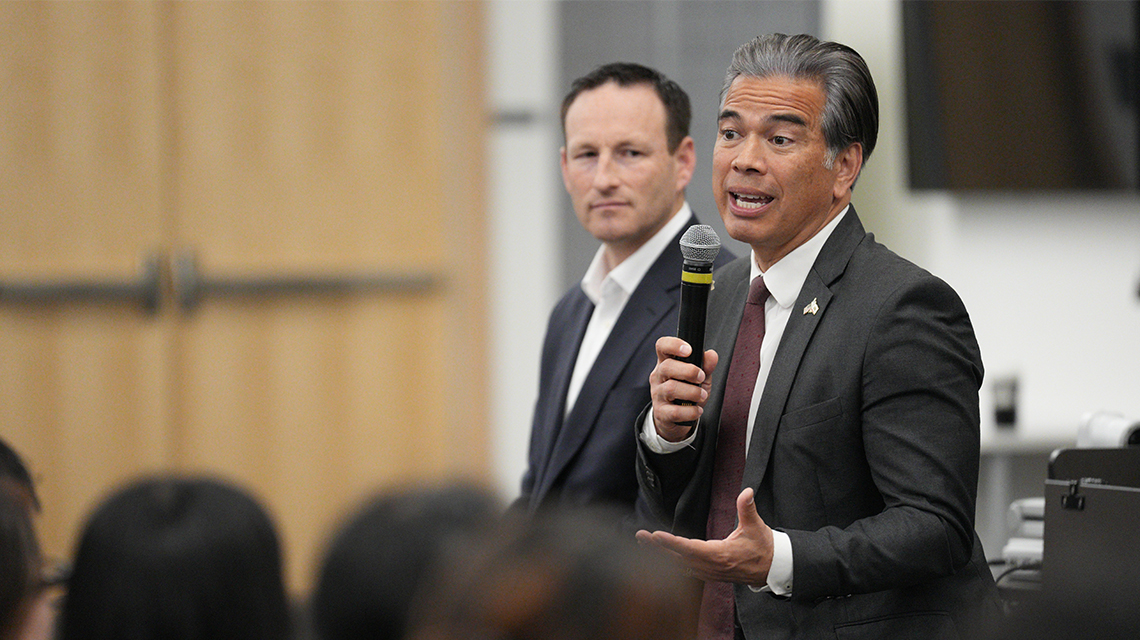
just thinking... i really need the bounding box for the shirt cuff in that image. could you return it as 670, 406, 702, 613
765, 529, 793, 595
639, 411, 698, 453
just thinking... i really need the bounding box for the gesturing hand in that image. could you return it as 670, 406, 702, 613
635, 487, 774, 586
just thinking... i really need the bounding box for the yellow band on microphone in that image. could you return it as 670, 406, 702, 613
681, 271, 713, 285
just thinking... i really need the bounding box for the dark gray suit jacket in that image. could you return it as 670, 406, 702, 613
637, 208, 1001, 639
519, 214, 732, 524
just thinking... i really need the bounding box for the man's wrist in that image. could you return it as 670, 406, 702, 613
640, 411, 698, 453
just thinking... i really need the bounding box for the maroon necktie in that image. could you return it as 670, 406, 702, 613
698, 275, 769, 640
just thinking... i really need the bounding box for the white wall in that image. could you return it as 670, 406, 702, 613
486, 0, 561, 500
942, 195, 1140, 440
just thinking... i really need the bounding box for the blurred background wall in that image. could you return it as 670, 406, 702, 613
1, 1, 487, 592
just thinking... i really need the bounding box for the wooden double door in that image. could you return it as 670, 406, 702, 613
0, 1, 487, 592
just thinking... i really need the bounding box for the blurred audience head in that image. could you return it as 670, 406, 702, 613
57, 474, 290, 640
0, 438, 51, 640
0, 439, 38, 515
0, 491, 44, 640
311, 481, 502, 640
408, 507, 700, 640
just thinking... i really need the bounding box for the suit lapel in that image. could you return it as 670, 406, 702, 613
533, 218, 692, 502
741, 208, 868, 494
530, 290, 593, 499
741, 271, 831, 493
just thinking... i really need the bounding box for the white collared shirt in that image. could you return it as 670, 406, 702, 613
738, 205, 847, 452
641, 205, 850, 596
564, 203, 693, 417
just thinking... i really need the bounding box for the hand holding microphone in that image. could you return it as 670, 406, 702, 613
671, 225, 721, 428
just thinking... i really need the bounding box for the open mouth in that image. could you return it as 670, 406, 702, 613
731, 192, 773, 210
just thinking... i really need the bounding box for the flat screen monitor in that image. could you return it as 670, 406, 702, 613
903, 0, 1139, 191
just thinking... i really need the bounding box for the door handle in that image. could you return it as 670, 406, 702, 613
0, 255, 163, 314
173, 252, 441, 313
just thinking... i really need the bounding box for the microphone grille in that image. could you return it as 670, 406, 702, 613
679, 225, 721, 265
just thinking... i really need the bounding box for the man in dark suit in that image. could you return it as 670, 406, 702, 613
517, 63, 731, 522
635, 35, 1001, 639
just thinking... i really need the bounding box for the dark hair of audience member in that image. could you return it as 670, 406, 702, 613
408, 507, 700, 640
310, 481, 502, 640
0, 439, 39, 515
0, 491, 43, 640
56, 475, 290, 640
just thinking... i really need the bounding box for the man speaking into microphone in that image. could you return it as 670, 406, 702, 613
635, 34, 1000, 639
515, 62, 731, 526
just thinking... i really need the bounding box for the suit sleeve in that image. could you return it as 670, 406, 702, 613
785, 273, 983, 601
635, 402, 706, 532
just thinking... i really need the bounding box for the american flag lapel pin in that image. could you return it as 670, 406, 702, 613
803, 298, 819, 315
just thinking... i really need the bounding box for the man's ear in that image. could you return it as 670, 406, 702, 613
674, 136, 696, 192
560, 146, 572, 192
832, 143, 863, 197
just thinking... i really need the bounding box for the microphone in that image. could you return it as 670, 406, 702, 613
675, 225, 721, 424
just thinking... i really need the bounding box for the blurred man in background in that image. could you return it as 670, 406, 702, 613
517, 62, 731, 525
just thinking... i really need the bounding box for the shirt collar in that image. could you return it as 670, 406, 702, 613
749, 205, 849, 309
581, 202, 692, 304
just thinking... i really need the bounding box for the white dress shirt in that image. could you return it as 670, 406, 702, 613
641, 206, 850, 595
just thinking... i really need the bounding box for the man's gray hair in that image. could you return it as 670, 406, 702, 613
721, 34, 878, 168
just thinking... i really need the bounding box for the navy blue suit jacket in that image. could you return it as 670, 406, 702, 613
519, 214, 732, 524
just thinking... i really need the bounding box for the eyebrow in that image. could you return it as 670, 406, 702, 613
717, 109, 741, 123
718, 109, 808, 128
